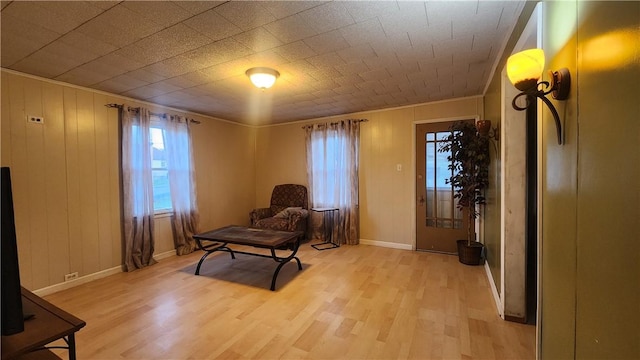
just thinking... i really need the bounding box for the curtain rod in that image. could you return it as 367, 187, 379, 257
105, 103, 201, 124
301, 118, 368, 130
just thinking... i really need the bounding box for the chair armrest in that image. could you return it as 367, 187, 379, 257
250, 208, 272, 225
286, 209, 309, 232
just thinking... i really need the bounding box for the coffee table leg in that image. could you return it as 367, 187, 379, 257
268, 239, 302, 290
195, 252, 210, 275
195, 242, 235, 275
271, 263, 285, 291
68, 333, 77, 360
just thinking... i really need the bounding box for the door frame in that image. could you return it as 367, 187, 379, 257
412, 115, 481, 251
497, 2, 542, 326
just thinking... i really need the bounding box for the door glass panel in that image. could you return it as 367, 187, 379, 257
426, 139, 435, 220
426, 132, 435, 141
436, 132, 450, 141
425, 130, 463, 230
426, 189, 434, 219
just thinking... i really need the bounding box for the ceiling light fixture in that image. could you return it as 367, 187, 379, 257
506, 49, 571, 145
246, 67, 280, 89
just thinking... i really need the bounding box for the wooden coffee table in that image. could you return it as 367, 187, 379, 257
192, 226, 303, 291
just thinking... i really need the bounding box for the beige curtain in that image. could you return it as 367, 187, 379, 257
165, 115, 199, 255
305, 119, 361, 245
121, 107, 157, 271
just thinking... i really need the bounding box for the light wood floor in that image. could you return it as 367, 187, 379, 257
45, 243, 535, 359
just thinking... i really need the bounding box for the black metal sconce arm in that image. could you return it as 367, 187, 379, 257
511, 68, 570, 145
512, 87, 562, 145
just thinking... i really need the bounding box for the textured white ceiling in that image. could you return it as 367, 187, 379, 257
1, 1, 524, 125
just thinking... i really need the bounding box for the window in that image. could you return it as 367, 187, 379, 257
121, 106, 199, 263
309, 129, 341, 207
305, 119, 361, 245
149, 122, 171, 212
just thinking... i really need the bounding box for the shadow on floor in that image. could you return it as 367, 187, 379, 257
181, 252, 310, 291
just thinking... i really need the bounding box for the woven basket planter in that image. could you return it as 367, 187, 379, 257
456, 239, 484, 265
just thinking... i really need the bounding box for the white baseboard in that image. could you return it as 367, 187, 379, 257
33, 265, 123, 297
154, 249, 177, 260
484, 261, 504, 318
32, 250, 177, 297
360, 239, 414, 251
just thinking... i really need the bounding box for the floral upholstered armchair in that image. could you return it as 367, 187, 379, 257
250, 184, 309, 236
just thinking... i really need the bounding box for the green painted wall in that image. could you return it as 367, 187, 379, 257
541, 1, 640, 358
540, 0, 579, 355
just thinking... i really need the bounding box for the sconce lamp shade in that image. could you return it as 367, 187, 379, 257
507, 49, 545, 91
506, 48, 571, 145
246, 67, 280, 89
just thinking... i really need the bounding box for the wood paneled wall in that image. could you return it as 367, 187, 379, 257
192, 118, 256, 230
1, 72, 121, 290
0, 71, 256, 291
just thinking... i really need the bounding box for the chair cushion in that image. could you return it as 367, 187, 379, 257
254, 217, 291, 231
273, 207, 303, 218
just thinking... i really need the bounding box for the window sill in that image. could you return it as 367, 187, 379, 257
154, 211, 173, 219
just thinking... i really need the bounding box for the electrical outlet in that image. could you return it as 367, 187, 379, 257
64, 272, 78, 282
27, 115, 44, 124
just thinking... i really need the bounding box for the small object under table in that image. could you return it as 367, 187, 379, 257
193, 225, 303, 291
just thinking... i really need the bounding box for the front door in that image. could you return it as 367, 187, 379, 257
416, 120, 473, 253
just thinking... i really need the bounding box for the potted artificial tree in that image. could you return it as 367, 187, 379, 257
439, 121, 490, 265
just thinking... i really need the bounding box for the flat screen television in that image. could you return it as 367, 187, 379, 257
1, 167, 25, 335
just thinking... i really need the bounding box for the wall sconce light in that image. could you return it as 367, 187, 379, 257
476, 119, 499, 140
506, 49, 571, 145
246, 67, 279, 89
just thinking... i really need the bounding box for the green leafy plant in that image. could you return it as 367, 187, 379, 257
439, 121, 490, 245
